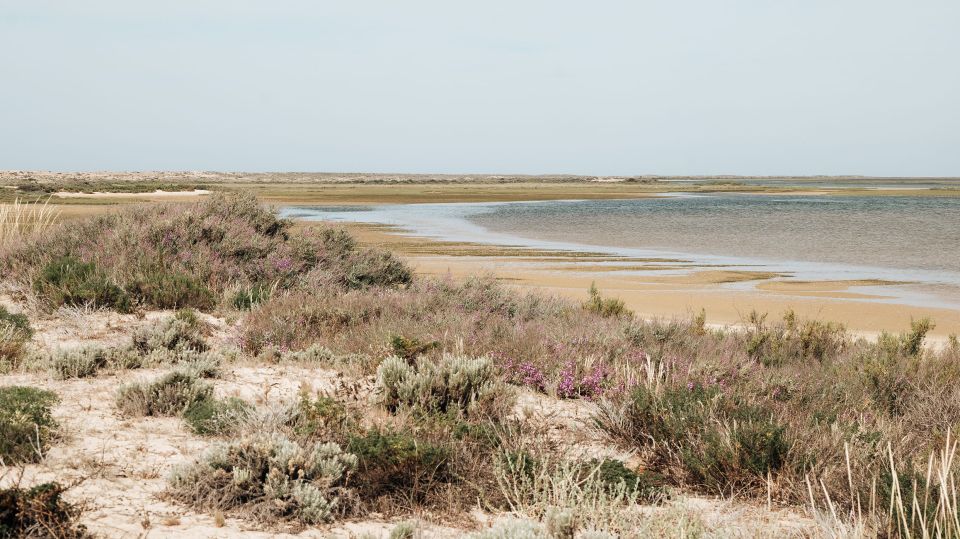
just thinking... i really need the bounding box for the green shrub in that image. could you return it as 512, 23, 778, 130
0, 482, 89, 538
389, 334, 438, 361
0, 305, 30, 336
583, 282, 631, 318
745, 310, 847, 366
168, 434, 356, 524
0, 386, 59, 464
347, 429, 449, 500
601, 384, 788, 493
34, 256, 131, 312
344, 249, 412, 289
127, 269, 215, 310
375, 354, 511, 419
388, 520, 418, 539
588, 458, 667, 503
292, 394, 355, 442
0, 306, 31, 369
903, 317, 935, 357
183, 397, 252, 436
115, 371, 213, 417
232, 283, 272, 310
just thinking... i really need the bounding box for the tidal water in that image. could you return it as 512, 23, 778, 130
281, 192, 960, 309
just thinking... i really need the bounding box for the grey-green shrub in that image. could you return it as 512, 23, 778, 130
389, 520, 418, 539
168, 433, 357, 524
115, 371, 213, 417
48, 345, 140, 379
470, 518, 549, 539
132, 309, 208, 356
376, 353, 511, 419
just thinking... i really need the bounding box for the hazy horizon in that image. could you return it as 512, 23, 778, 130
2, 1, 958, 176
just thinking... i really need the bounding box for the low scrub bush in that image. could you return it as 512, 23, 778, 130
583, 282, 631, 318
2, 194, 411, 311
231, 283, 272, 310
375, 354, 512, 419
346, 429, 449, 502
183, 397, 252, 436
0, 305, 31, 369
389, 334, 438, 362
133, 309, 208, 355
493, 453, 647, 536
34, 256, 132, 312
0, 482, 89, 538
596, 384, 788, 494
0, 386, 59, 464
48, 345, 139, 379
744, 310, 846, 366
115, 371, 213, 417
168, 433, 357, 524
291, 394, 356, 443
588, 458, 667, 503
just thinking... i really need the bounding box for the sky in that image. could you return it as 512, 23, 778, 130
1, 1, 958, 176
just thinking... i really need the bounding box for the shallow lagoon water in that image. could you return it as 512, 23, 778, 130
281, 192, 960, 310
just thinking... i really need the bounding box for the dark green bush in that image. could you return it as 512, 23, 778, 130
588, 458, 667, 502
0, 306, 32, 368
34, 256, 131, 312
0, 386, 59, 464
232, 283, 271, 310
614, 384, 788, 493
0, 306, 30, 336
344, 250, 412, 289
127, 269, 215, 310
388, 334, 438, 361
0, 482, 89, 538
183, 397, 252, 436
347, 429, 449, 500
292, 395, 355, 442
583, 282, 631, 318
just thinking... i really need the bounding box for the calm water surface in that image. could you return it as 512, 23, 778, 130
470, 194, 960, 274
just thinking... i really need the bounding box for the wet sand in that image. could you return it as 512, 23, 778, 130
341, 222, 960, 339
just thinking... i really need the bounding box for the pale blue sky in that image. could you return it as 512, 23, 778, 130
1, 1, 958, 175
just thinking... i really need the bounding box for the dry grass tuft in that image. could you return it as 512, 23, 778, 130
0, 197, 59, 249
